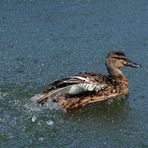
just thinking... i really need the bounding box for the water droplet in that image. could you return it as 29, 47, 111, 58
46, 120, 54, 126
39, 137, 44, 141
32, 115, 37, 123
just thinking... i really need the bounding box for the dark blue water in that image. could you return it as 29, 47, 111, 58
0, 0, 148, 147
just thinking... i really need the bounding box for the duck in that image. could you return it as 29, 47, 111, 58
34, 51, 140, 111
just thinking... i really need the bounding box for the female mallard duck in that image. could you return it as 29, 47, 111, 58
34, 51, 140, 110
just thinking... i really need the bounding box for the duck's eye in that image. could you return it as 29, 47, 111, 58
112, 56, 128, 67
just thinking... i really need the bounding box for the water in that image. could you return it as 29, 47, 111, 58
0, 0, 148, 147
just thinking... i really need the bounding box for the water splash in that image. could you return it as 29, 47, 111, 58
27, 93, 62, 111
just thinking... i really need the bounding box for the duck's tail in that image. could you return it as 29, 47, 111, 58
31, 93, 51, 104
32, 86, 72, 104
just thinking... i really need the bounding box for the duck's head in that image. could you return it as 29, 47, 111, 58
106, 51, 141, 76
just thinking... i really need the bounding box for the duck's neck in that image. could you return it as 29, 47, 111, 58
106, 63, 127, 81
107, 64, 128, 94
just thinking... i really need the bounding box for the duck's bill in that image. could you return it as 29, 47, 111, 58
125, 59, 141, 68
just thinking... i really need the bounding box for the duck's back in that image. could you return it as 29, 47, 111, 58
35, 72, 108, 104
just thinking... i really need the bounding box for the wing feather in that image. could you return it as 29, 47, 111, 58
36, 72, 107, 103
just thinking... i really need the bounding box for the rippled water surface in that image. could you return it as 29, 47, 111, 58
0, 0, 148, 147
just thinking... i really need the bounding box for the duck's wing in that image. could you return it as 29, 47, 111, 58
35, 72, 107, 104
45, 72, 106, 92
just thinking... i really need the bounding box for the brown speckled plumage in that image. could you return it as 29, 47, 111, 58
34, 51, 140, 111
